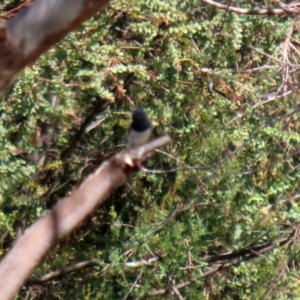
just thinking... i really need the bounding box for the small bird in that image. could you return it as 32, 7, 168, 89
127, 108, 152, 149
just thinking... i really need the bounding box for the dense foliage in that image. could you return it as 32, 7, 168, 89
1, 0, 300, 299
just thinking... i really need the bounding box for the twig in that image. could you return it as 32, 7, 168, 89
202, 0, 300, 15
26, 261, 97, 285
122, 271, 143, 300
27, 256, 158, 286
170, 277, 185, 300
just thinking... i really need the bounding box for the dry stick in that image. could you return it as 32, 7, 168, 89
0, 0, 111, 95
26, 261, 97, 285
27, 257, 159, 285
201, 0, 300, 15
0, 135, 172, 300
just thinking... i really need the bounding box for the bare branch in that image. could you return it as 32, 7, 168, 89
27, 257, 159, 285
202, 0, 300, 15
170, 277, 185, 300
26, 261, 97, 285
0, 0, 112, 95
144, 281, 193, 297
0, 135, 172, 300
122, 271, 143, 300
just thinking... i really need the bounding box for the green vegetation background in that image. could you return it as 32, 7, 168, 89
1, 0, 300, 299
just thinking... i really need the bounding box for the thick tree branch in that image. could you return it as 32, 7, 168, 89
0, 135, 172, 300
202, 0, 300, 15
0, 0, 112, 95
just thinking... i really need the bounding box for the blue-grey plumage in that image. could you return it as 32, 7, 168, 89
127, 108, 152, 149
